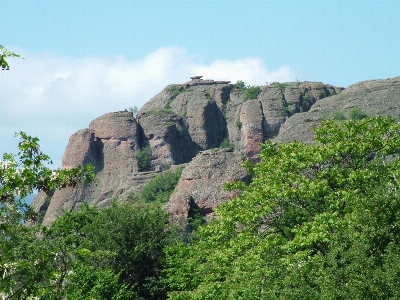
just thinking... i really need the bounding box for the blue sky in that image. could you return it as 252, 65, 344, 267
1, 0, 399, 167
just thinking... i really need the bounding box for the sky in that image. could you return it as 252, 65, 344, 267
1, 0, 399, 168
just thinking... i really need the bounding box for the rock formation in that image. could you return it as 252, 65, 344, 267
33, 77, 353, 225
277, 76, 400, 143
166, 148, 250, 227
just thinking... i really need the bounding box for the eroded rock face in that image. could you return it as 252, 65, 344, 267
139, 79, 232, 166
39, 111, 145, 226
166, 148, 250, 227
239, 99, 264, 161
32, 78, 344, 225
277, 77, 400, 143
139, 79, 341, 164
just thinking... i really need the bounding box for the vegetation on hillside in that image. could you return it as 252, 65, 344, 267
3, 116, 400, 298
129, 167, 183, 208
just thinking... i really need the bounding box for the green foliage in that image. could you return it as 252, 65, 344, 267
233, 80, 246, 90
0, 204, 97, 299
218, 138, 235, 149
0, 132, 95, 224
135, 145, 152, 171
1, 202, 172, 299
83, 203, 171, 299
349, 107, 368, 120
165, 85, 189, 109
128, 105, 139, 117
166, 85, 184, 96
232, 80, 261, 100
132, 168, 183, 206
0, 45, 24, 70
332, 110, 346, 120
235, 118, 242, 130
244, 85, 261, 100
187, 202, 206, 231
165, 116, 400, 299
271, 81, 289, 92
0, 133, 95, 298
64, 262, 136, 299
301, 95, 309, 106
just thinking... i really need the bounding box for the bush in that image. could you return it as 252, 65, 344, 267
235, 119, 243, 130
134, 146, 152, 171
219, 138, 235, 149
244, 85, 261, 100
301, 95, 309, 106
349, 108, 368, 120
139, 168, 183, 204
233, 80, 261, 100
187, 201, 206, 231
332, 111, 346, 120
271, 81, 289, 92
128, 106, 139, 117
233, 80, 246, 90
165, 85, 189, 109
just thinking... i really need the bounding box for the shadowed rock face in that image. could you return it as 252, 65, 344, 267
33, 78, 347, 225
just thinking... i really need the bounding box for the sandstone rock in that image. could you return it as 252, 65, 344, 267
166, 148, 250, 227
35, 111, 146, 226
139, 80, 232, 162
32, 78, 344, 226
137, 110, 195, 167
184, 92, 226, 150
277, 77, 400, 143
239, 99, 264, 162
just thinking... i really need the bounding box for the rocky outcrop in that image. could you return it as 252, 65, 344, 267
277, 77, 400, 143
139, 79, 341, 165
39, 111, 155, 226
32, 77, 344, 225
166, 148, 250, 227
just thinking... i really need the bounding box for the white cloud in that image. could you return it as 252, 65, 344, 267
0, 46, 296, 167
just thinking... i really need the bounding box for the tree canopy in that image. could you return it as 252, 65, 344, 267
165, 116, 400, 299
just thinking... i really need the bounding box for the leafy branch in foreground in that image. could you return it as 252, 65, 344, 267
0, 132, 95, 223
0, 45, 24, 70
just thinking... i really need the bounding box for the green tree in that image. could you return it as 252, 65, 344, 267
233, 80, 246, 90
46, 204, 136, 299
0, 133, 95, 298
129, 105, 139, 117
1, 201, 172, 299
232, 80, 261, 100
165, 116, 400, 299
82, 203, 173, 299
135, 145, 152, 171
